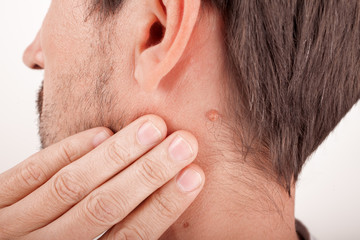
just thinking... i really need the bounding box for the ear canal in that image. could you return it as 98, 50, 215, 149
145, 21, 165, 48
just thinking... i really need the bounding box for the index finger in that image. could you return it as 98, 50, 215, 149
0, 127, 113, 207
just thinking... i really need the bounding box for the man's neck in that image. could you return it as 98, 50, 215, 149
144, 20, 299, 235
158, 140, 298, 240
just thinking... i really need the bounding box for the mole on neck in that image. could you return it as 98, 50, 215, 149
206, 109, 220, 122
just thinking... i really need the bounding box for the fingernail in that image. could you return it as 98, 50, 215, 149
93, 130, 111, 147
169, 136, 193, 161
177, 168, 202, 192
137, 121, 162, 146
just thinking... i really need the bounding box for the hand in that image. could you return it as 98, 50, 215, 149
0, 115, 205, 240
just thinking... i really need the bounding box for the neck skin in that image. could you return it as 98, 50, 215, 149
161, 175, 298, 240
160, 145, 298, 240
159, 108, 298, 240
158, 105, 299, 239
149, 10, 299, 240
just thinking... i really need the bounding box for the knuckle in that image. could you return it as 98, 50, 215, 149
105, 140, 131, 168
19, 162, 46, 187
152, 191, 180, 219
112, 226, 146, 240
85, 192, 126, 226
138, 157, 167, 187
52, 171, 85, 204
58, 140, 77, 164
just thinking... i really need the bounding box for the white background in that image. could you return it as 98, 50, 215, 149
0, 1, 359, 239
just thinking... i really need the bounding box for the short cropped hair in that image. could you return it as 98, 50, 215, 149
92, 0, 360, 194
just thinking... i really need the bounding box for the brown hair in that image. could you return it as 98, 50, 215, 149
92, 0, 360, 194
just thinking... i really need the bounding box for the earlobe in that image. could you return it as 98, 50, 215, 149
134, 0, 201, 92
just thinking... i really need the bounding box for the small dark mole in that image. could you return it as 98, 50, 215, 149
183, 222, 190, 228
206, 109, 220, 122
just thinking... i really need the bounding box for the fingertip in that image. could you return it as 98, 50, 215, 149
172, 130, 199, 157
92, 128, 114, 147
176, 164, 205, 193
187, 164, 206, 188
139, 114, 168, 139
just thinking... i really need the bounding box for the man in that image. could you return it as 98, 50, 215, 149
0, 0, 359, 239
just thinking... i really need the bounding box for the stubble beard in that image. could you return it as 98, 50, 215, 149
36, 82, 47, 149
36, 65, 128, 150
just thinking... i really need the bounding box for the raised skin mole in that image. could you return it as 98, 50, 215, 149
206, 109, 220, 122
183, 222, 190, 228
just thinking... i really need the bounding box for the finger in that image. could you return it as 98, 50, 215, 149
28, 130, 198, 240
0, 114, 167, 236
0, 127, 112, 208
101, 164, 205, 240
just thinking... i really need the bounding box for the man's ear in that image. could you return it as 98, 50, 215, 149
134, 0, 201, 92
